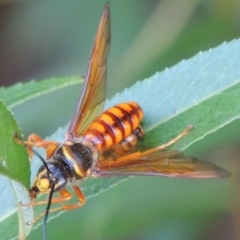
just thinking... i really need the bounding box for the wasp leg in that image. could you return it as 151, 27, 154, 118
61, 186, 86, 210
158, 125, 193, 149
25, 186, 86, 225
141, 125, 193, 156
22, 189, 71, 207
121, 125, 144, 152
14, 133, 58, 159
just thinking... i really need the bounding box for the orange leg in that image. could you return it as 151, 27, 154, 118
142, 125, 193, 156
25, 186, 86, 225
157, 125, 193, 149
14, 133, 58, 159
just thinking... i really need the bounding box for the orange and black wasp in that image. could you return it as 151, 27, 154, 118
15, 2, 230, 237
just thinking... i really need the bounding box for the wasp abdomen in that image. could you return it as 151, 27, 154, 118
82, 102, 143, 150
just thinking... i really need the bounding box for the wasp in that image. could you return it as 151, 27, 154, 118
15, 2, 230, 233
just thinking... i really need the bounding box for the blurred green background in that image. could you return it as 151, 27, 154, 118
1, 0, 240, 239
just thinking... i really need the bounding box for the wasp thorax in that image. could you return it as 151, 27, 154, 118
54, 143, 93, 179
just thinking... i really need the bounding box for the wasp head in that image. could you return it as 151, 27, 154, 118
30, 162, 68, 199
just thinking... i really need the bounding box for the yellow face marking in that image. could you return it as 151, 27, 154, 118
34, 168, 51, 192
38, 178, 50, 191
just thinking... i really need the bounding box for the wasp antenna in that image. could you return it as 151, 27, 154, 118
42, 182, 55, 240
32, 149, 51, 177
15, 132, 51, 176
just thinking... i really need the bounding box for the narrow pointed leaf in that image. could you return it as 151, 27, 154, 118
1, 39, 240, 237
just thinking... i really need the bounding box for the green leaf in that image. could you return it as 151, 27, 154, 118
107, 40, 240, 150
0, 101, 29, 186
29, 39, 240, 231
0, 101, 33, 239
0, 77, 82, 239
0, 76, 82, 108
2, 39, 240, 238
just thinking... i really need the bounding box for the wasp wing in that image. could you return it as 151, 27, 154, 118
93, 149, 231, 179
67, 3, 111, 140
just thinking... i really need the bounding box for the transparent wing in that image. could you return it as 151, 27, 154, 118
67, 3, 111, 140
93, 148, 231, 179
